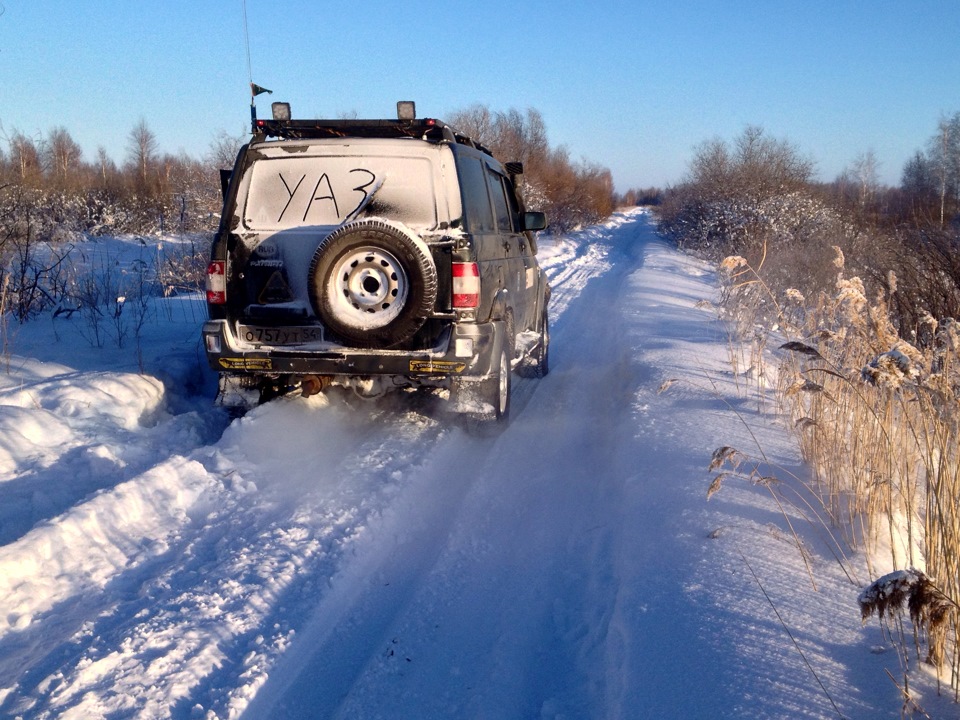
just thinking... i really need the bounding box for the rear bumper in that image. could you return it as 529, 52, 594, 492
201, 319, 501, 380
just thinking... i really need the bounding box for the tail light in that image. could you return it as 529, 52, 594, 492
452, 262, 480, 308
206, 261, 226, 304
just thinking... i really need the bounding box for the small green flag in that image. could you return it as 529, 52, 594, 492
251, 83, 273, 97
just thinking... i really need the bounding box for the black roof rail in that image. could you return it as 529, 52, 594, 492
252, 118, 494, 156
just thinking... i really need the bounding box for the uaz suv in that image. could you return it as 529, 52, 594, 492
202, 102, 550, 423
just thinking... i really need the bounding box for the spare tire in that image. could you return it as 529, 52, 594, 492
308, 220, 437, 347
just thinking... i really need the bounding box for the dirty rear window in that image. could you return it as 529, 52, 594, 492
242, 154, 437, 230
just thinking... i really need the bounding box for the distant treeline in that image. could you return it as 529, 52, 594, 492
0, 106, 622, 243
0, 120, 241, 238
445, 105, 618, 232
657, 114, 960, 336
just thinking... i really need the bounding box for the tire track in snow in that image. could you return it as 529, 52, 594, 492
232, 214, 636, 717
244, 210, 656, 719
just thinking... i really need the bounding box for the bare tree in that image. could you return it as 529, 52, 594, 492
850, 149, 880, 207
95, 146, 119, 189
9, 132, 42, 186
447, 104, 493, 146
900, 150, 938, 220
44, 126, 84, 189
927, 113, 960, 227
688, 137, 732, 198
446, 104, 614, 232
661, 126, 822, 262
448, 106, 549, 171
126, 119, 159, 194
496, 108, 548, 171
207, 129, 246, 171
733, 125, 814, 198
685, 127, 814, 204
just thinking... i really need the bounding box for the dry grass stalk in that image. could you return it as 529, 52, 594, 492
718, 246, 960, 693
739, 549, 845, 718
709, 445, 746, 472
706, 445, 818, 590
859, 569, 958, 668
801, 294, 957, 681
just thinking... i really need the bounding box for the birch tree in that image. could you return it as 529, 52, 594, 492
44, 127, 84, 190
927, 113, 960, 227
126, 119, 159, 195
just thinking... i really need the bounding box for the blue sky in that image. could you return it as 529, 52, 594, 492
1, 1, 958, 191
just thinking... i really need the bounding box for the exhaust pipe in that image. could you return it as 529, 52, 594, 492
300, 375, 332, 397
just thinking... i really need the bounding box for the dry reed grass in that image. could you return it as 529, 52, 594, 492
718, 246, 960, 694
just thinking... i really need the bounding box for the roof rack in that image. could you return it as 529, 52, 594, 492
252, 118, 493, 155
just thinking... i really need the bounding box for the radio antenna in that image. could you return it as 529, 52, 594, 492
242, 0, 273, 130
242, 0, 253, 85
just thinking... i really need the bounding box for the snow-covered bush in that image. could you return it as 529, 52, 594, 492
0, 186, 80, 321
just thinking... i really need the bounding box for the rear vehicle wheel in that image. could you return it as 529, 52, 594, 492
534, 308, 550, 377
453, 328, 512, 426
308, 220, 437, 347
487, 342, 512, 421
520, 307, 550, 378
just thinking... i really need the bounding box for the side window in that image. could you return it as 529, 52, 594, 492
456, 157, 495, 233
502, 175, 523, 228
486, 168, 514, 233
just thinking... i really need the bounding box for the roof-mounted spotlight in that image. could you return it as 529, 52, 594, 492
397, 101, 416, 121
272, 102, 291, 121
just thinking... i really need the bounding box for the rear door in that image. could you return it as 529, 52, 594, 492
485, 165, 537, 333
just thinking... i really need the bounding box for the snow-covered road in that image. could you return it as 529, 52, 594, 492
0, 210, 947, 719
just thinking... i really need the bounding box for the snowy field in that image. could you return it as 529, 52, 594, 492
0, 209, 952, 718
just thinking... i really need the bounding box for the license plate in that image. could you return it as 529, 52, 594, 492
237, 325, 323, 345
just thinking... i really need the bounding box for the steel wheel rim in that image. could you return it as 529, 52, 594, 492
326, 246, 408, 329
